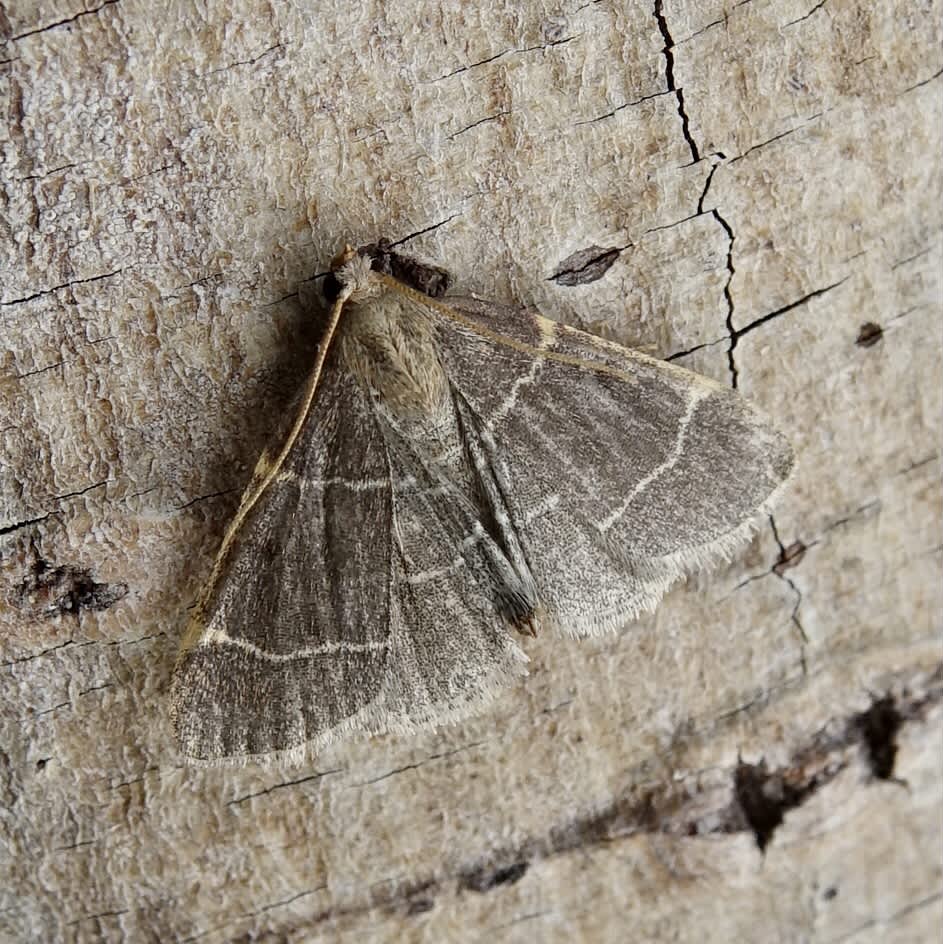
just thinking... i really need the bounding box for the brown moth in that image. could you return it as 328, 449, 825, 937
170, 243, 794, 764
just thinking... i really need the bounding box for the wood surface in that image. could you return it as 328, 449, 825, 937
1, 1, 940, 941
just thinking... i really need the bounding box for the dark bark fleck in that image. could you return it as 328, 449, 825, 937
733, 760, 807, 852
11, 554, 128, 618
853, 696, 902, 780
773, 540, 807, 575
406, 897, 435, 915
459, 860, 529, 893
549, 246, 622, 286
856, 322, 884, 347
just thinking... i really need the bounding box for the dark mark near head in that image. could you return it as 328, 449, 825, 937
459, 860, 530, 893
549, 245, 622, 286
323, 238, 452, 301
856, 322, 883, 347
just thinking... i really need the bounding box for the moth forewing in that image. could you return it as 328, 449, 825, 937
377, 274, 794, 636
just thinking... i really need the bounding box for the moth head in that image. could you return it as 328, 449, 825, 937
333, 253, 381, 302
322, 240, 452, 303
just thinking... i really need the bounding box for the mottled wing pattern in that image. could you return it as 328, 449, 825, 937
418, 292, 794, 635
171, 353, 395, 761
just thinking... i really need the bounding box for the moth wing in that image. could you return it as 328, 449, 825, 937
171, 356, 397, 762
371, 414, 529, 729
424, 292, 794, 635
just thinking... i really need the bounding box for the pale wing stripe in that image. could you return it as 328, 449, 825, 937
484, 318, 556, 432
403, 522, 487, 585
405, 560, 465, 585
201, 628, 390, 661
274, 470, 407, 490
599, 388, 709, 533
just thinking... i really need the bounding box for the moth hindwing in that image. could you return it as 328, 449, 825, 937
170, 246, 793, 764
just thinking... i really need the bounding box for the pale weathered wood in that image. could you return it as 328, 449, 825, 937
1, 1, 940, 941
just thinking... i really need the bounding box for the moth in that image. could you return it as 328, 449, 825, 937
171, 241, 794, 764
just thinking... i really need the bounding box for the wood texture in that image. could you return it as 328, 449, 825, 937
1, 0, 940, 941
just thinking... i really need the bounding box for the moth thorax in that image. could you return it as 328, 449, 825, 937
340, 295, 448, 414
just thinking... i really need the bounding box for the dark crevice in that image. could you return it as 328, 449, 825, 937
834, 892, 943, 942
822, 497, 881, 534
173, 488, 236, 512
349, 739, 489, 787
573, 88, 672, 125
710, 209, 738, 387
783, 0, 828, 28
55, 837, 97, 851
200, 43, 285, 78
890, 245, 931, 269
644, 211, 701, 234
111, 767, 159, 790
387, 214, 461, 249
0, 512, 52, 536
355, 761, 423, 786
0, 631, 156, 669
768, 516, 809, 670
653, 0, 701, 163
730, 113, 823, 163
888, 303, 925, 324
406, 896, 435, 915
0, 268, 125, 307
52, 479, 109, 502
431, 36, 578, 82
124, 162, 176, 183
1, 639, 75, 668
696, 156, 725, 213
36, 701, 69, 717
10, 0, 120, 42
665, 337, 724, 362
896, 454, 937, 477
676, 17, 725, 45
735, 278, 848, 340
902, 65, 943, 94
246, 886, 325, 918
20, 161, 86, 182
448, 110, 510, 140
492, 910, 551, 931
66, 909, 128, 927
15, 360, 64, 380
227, 769, 343, 805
